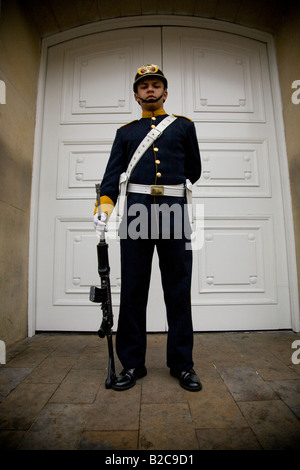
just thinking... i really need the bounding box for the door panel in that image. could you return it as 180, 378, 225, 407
61, 38, 140, 124
163, 27, 291, 330
35, 28, 163, 331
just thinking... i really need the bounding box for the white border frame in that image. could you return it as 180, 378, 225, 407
28, 15, 299, 335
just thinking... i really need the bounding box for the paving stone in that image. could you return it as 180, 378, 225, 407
187, 381, 248, 428
6, 347, 50, 368
85, 384, 141, 431
0, 367, 33, 401
72, 347, 109, 370
139, 403, 198, 450
193, 354, 224, 383
146, 334, 167, 348
18, 403, 91, 450
78, 430, 138, 450
145, 347, 167, 368
141, 368, 187, 403
49, 335, 90, 356
24, 356, 75, 384
238, 400, 300, 450
0, 430, 27, 449
195, 427, 262, 450
0, 382, 58, 430
267, 379, 300, 418
245, 354, 300, 381
49, 368, 104, 404
217, 366, 278, 401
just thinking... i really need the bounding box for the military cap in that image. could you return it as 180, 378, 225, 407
133, 64, 168, 92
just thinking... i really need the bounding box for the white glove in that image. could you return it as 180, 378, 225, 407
93, 212, 108, 236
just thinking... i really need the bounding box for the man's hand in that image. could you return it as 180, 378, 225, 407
93, 212, 108, 236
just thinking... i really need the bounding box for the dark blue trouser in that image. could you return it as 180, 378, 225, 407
116, 236, 194, 371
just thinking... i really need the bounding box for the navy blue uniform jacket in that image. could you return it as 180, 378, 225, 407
100, 113, 201, 236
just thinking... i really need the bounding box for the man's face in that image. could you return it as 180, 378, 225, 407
134, 77, 168, 109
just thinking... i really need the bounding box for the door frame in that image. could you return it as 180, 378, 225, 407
28, 15, 299, 336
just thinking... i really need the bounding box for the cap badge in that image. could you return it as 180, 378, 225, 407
138, 65, 159, 75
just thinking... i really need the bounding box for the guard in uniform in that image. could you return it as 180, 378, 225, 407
94, 65, 202, 391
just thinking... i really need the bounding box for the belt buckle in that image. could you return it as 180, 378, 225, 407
150, 185, 164, 196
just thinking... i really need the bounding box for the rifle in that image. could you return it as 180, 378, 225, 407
89, 184, 116, 389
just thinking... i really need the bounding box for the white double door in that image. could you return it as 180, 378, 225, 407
35, 26, 291, 332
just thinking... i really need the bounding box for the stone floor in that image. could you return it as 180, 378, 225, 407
0, 330, 300, 451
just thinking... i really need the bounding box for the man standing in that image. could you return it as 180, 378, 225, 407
94, 65, 202, 392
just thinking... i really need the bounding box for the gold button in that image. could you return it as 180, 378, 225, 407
155, 160, 160, 164
157, 172, 162, 178
151, 116, 156, 120
151, 124, 156, 129
154, 147, 159, 151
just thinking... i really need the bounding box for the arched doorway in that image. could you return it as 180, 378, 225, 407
31, 21, 293, 332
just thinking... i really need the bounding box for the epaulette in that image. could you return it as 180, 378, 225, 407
120, 120, 138, 128
173, 114, 192, 121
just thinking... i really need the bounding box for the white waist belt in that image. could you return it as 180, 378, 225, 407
127, 183, 185, 197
